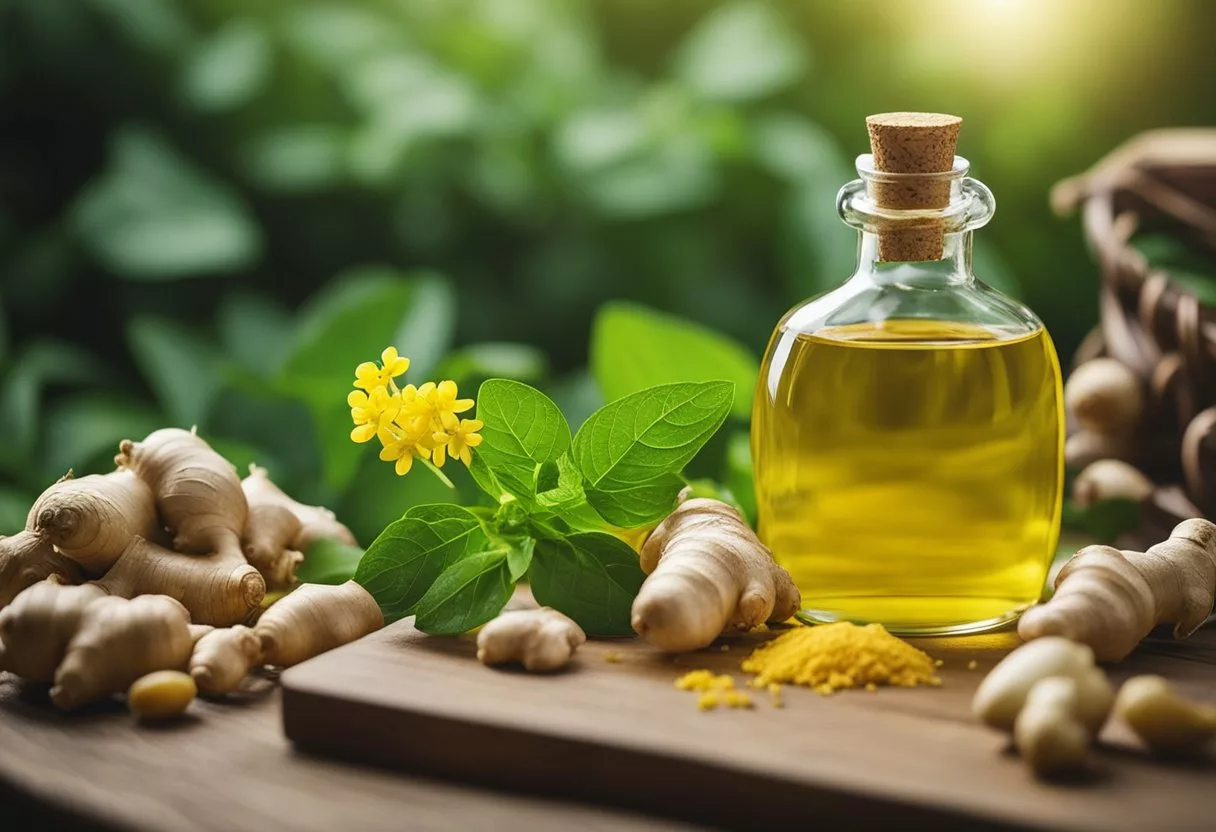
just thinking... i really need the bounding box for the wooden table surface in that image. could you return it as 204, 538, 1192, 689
0, 671, 696, 832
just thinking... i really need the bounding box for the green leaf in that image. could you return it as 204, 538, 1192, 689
591, 302, 758, 419
413, 550, 513, 635
572, 381, 734, 490
180, 19, 271, 113
354, 504, 489, 623
474, 379, 571, 502
436, 342, 549, 389
529, 533, 646, 636
43, 396, 162, 480
723, 431, 757, 526
536, 454, 586, 512
244, 125, 347, 194
297, 539, 365, 585
86, 0, 191, 54
278, 268, 454, 491
70, 127, 261, 279
127, 316, 223, 428
0, 341, 111, 470
674, 1, 807, 102
585, 473, 684, 529
506, 538, 534, 582
751, 113, 846, 182
468, 451, 507, 502
216, 291, 294, 379
536, 460, 561, 494
1061, 498, 1141, 545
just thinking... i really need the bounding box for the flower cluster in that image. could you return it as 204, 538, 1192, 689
348, 347, 483, 476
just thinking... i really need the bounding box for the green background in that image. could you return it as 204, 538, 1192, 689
2, 0, 1213, 542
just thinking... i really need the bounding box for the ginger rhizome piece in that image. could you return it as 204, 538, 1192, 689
1115, 675, 1216, 755
1065, 358, 1144, 437
972, 637, 1112, 733
0, 531, 82, 608
190, 625, 263, 695
477, 607, 585, 672
0, 582, 107, 681
255, 581, 383, 667
741, 622, 940, 695
1019, 519, 1216, 661
128, 670, 197, 720
1072, 459, 1155, 508
29, 469, 160, 575
117, 428, 247, 563
632, 491, 800, 652
241, 464, 357, 590
1014, 676, 1093, 779
95, 537, 265, 627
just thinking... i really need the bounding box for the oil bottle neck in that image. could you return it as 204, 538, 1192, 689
854, 230, 974, 287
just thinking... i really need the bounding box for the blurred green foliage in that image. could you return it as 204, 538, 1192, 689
2, 0, 1215, 542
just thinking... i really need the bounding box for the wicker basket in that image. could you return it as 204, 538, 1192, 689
1052, 129, 1216, 538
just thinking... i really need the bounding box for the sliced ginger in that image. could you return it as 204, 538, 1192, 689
632, 490, 800, 652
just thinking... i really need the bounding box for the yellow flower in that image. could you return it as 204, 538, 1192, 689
380, 346, 410, 380
349, 386, 400, 443
377, 428, 417, 476
440, 418, 483, 466
435, 380, 474, 416
348, 346, 481, 478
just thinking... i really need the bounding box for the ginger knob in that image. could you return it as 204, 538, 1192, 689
632, 491, 800, 653
1065, 358, 1143, 437
477, 608, 586, 672
972, 637, 1112, 733
1014, 677, 1093, 779
1115, 675, 1216, 755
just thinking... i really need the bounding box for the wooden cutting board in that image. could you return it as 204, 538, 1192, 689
281, 606, 1216, 831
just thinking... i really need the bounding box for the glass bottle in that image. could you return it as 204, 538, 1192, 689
752, 122, 1064, 635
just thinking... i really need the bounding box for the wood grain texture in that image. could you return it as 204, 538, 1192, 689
283, 619, 1216, 831
0, 671, 694, 832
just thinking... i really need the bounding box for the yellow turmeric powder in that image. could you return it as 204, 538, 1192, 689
677, 669, 753, 710
741, 622, 941, 693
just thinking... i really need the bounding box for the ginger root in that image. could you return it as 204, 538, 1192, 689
1014, 676, 1093, 779
255, 581, 383, 667
1115, 675, 1216, 755
128, 670, 196, 720
51, 594, 194, 710
476, 607, 585, 672
1018, 519, 1216, 661
96, 537, 265, 627
0, 531, 83, 608
1065, 358, 1143, 436
972, 637, 1112, 733
632, 490, 800, 652
117, 428, 247, 562
0, 582, 107, 681
29, 469, 160, 575
190, 625, 263, 695
1072, 459, 1154, 508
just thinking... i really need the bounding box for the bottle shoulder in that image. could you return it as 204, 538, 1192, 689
777, 276, 1044, 341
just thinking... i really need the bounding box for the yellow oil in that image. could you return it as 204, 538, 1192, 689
752, 319, 1064, 634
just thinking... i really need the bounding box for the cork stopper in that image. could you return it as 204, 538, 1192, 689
865, 112, 962, 261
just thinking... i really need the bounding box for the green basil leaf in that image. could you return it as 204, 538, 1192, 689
354, 504, 489, 623
571, 381, 734, 489
413, 550, 513, 635
506, 537, 534, 582
475, 379, 571, 502
591, 302, 758, 419
536, 459, 561, 494
537, 454, 586, 512
297, 538, 364, 585
584, 473, 684, 528
529, 532, 646, 636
